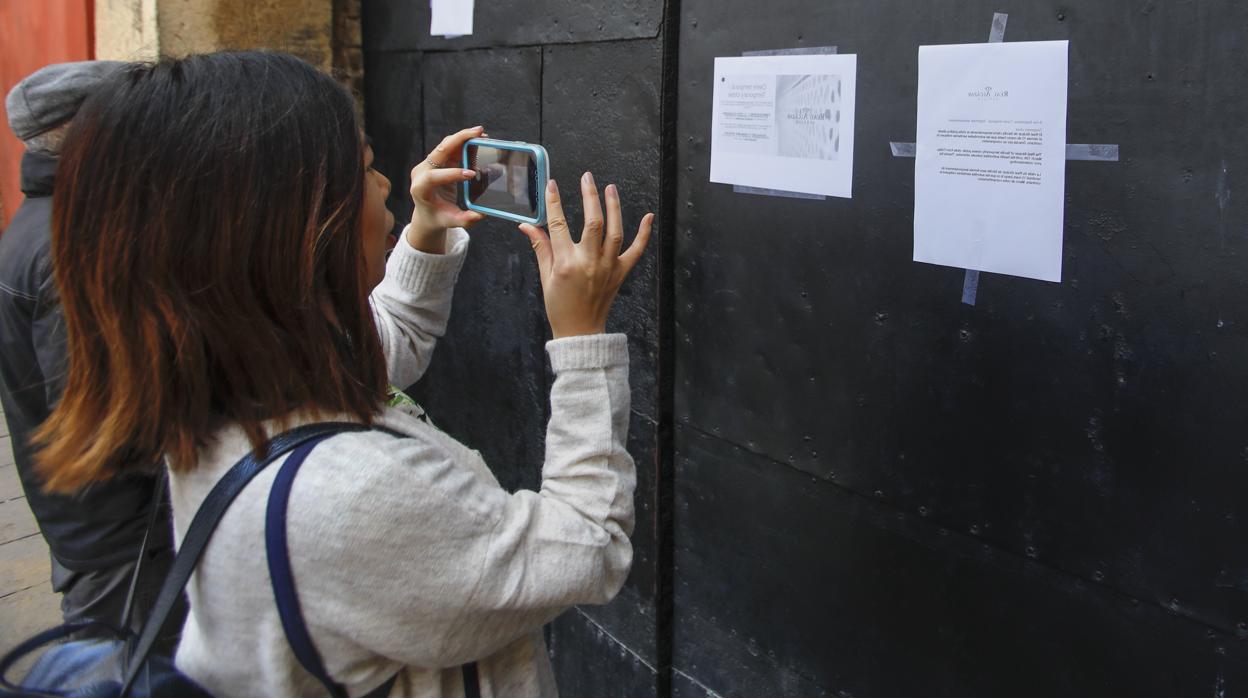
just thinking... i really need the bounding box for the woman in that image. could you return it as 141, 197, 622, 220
35, 51, 652, 696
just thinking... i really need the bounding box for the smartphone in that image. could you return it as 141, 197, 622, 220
461, 138, 550, 226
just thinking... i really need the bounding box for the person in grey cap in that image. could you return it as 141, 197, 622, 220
0, 60, 184, 649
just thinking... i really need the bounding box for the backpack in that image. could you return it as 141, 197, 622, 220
0, 423, 480, 698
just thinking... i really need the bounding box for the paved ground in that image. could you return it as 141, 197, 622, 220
0, 406, 62, 675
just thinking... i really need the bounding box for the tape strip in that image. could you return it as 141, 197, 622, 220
742, 46, 840, 57
890, 142, 917, 157
989, 12, 1008, 43
958, 14, 1007, 305
734, 186, 826, 200
961, 269, 981, 305
732, 46, 839, 200
1065, 143, 1120, 161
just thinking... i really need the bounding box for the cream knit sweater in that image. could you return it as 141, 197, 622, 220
168, 228, 635, 697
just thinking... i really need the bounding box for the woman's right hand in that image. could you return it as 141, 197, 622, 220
518, 172, 653, 339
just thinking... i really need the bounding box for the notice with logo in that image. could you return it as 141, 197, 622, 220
710, 54, 857, 198
913, 41, 1069, 282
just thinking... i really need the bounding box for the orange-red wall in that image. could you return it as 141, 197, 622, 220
0, 0, 94, 231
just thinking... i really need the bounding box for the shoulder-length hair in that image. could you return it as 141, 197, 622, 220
35, 51, 386, 493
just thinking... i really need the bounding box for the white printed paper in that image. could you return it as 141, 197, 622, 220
430, 0, 474, 38
913, 41, 1069, 282
710, 54, 857, 198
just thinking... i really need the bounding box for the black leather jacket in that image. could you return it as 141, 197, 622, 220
0, 150, 168, 571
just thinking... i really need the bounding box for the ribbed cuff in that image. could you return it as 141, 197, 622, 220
547, 333, 629, 372
386, 226, 470, 293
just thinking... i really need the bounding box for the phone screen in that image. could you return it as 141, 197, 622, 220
465, 145, 539, 218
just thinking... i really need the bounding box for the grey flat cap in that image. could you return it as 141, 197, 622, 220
5, 60, 126, 141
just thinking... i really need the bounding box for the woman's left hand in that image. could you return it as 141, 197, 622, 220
408, 125, 488, 253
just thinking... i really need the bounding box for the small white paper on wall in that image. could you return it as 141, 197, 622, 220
430, 0, 474, 38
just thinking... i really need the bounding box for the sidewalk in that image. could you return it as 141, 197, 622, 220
0, 406, 61, 671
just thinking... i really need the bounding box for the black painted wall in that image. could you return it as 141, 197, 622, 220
365, 0, 1248, 696
363, 1, 668, 694
674, 1, 1248, 697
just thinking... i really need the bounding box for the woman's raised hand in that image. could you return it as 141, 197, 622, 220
518, 172, 653, 339
407, 126, 487, 252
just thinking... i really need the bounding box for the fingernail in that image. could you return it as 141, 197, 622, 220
463, 169, 476, 178
606, 184, 617, 197
583, 171, 594, 187
473, 125, 484, 130
548, 179, 558, 194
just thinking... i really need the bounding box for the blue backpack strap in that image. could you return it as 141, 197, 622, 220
265, 435, 350, 698
265, 429, 479, 698
462, 661, 481, 698
118, 422, 372, 696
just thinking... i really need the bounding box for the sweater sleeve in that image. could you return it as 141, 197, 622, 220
369, 226, 469, 389
286, 333, 635, 672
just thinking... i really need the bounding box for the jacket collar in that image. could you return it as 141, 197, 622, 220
19, 150, 57, 197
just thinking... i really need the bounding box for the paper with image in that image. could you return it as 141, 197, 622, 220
913, 40, 1069, 282
710, 54, 857, 198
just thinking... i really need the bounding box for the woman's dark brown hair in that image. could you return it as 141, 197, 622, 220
35, 51, 386, 493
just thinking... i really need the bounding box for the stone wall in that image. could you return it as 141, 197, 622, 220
95, 0, 361, 113
95, 0, 336, 72
332, 0, 364, 111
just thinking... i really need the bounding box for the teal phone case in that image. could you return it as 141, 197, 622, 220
461, 138, 549, 226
